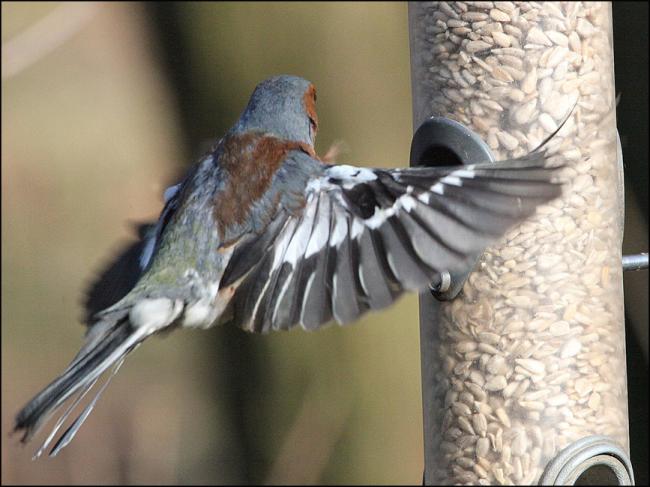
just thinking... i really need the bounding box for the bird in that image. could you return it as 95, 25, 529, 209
14, 74, 566, 458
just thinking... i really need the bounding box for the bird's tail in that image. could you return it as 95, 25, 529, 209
13, 313, 149, 458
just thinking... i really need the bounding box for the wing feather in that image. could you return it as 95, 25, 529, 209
221, 149, 564, 333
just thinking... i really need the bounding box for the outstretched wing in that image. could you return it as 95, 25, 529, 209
221, 149, 563, 333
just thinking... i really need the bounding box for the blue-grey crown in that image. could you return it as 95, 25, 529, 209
232, 75, 314, 146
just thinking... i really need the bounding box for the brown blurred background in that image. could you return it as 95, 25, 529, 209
2, 2, 647, 484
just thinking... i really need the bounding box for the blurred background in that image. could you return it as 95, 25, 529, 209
2, 2, 647, 484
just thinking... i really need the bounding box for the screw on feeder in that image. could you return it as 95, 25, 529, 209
622, 253, 648, 272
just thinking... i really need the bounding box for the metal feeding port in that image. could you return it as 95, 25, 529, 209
540, 436, 634, 485
410, 116, 495, 301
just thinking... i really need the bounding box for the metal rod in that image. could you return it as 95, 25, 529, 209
623, 253, 649, 271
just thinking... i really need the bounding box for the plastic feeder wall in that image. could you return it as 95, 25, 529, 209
408, 2, 631, 485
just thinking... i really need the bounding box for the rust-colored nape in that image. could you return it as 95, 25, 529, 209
303, 84, 319, 140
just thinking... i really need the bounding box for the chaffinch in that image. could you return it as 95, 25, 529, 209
15, 75, 563, 457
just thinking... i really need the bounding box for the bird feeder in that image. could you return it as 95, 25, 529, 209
408, 2, 633, 484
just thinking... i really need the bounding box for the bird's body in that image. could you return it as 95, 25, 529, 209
15, 75, 566, 457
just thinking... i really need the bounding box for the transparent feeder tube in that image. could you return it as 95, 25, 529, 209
409, 2, 629, 485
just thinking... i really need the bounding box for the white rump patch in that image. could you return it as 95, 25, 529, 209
130, 298, 183, 330
182, 299, 215, 328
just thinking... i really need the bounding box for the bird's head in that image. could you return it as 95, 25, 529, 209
231, 75, 319, 147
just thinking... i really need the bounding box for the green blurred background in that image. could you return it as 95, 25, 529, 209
2, 2, 647, 484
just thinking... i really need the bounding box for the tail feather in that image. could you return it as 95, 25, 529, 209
47, 356, 126, 458
14, 318, 146, 456
32, 374, 102, 459
16, 296, 184, 457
